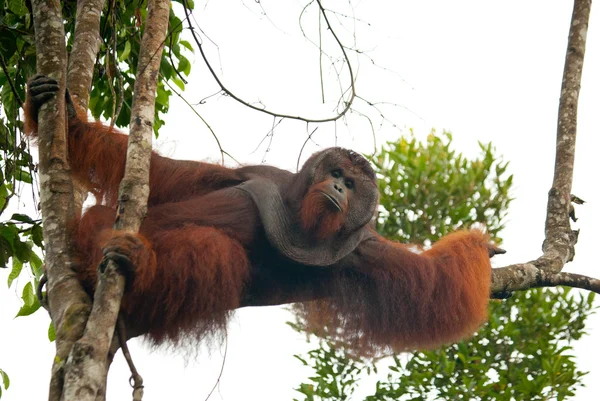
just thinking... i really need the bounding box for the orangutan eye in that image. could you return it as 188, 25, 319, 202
331, 169, 342, 178
344, 179, 354, 189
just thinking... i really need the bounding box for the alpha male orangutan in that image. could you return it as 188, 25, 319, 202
25, 75, 503, 354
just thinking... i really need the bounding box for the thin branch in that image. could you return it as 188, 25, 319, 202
0, 54, 24, 108
492, 262, 600, 295
536, 271, 600, 294
117, 316, 144, 401
182, 0, 356, 124
108, 0, 125, 128
261, 116, 278, 163
318, 8, 325, 104
67, 0, 108, 110
162, 79, 235, 165
250, 117, 284, 156
106, 45, 118, 125
168, 29, 188, 85
203, 335, 228, 401
296, 127, 319, 172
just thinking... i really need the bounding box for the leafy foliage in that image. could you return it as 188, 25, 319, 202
371, 132, 511, 244
294, 343, 367, 401
87, 0, 194, 134
292, 132, 594, 400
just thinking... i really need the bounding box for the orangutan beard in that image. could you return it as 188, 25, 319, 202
300, 189, 346, 240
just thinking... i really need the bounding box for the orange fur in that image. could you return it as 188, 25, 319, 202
64, 117, 245, 207
300, 230, 492, 355
300, 181, 347, 239
74, 205, 250, 345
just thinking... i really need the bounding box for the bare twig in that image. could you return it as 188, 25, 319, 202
182, 0, 356, 124
106, 45, 118, 125
162, 79, 235, 165
0, 54, 24, 108
296, 127, 319, 172
203, 336, 228, 401
117, 316, 144, 401
168, 30, 188, 85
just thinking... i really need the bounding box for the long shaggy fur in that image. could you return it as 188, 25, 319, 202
74, 205, 250, 346
300, 230, 491, 355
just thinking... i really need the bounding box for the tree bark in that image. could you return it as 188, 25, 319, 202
67, 0, 108, 214
28, 1, 89, 401
491, 0, 592, 295
61, 0, 171, 400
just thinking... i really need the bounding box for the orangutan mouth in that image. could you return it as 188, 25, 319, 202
320, 191, 342, 212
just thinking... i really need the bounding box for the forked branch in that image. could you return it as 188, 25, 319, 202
182, 0, 356, 124
491, 0, 594, 295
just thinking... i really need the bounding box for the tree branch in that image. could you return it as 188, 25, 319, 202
491, 0, 592, 296
541, 0, 590, 272
67, 0, 107, 111
28, 1, 89, 401
0, 54, 23, 108
67, 0, 108, 217
61, 0, 171, 400
492, 257, 600, 295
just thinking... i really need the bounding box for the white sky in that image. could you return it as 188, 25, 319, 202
2, 0, 600, 400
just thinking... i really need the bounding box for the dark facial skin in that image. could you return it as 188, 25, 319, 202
303, 148, 378, 235
320, 169, 350, 212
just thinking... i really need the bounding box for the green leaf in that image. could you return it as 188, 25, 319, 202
15, 298, 41, 317
16, 282, 41, 317
22, 281, 35, 306
15, 169, 32, 184
8, 0, 27, 17
13, 239, 31, 263
29, 251, 43, 278
119, 41, 132, 62
10, 213, 34, 223
32, 224, 44, 248
48, 321, 56, 342
0, 369, 9, 389
177, 56, 191, 76
171, 76, 185, 91
7, 257, 22, 287
0, 224, 18, 246
180, 39, 194, 53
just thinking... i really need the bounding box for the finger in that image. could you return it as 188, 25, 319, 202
31, 93, 57, 105
29, 83, 60, 96
29, 76, 58, 88
488, 246, 506, 258
103, 251, 135, 273
65, 89, 78, 119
